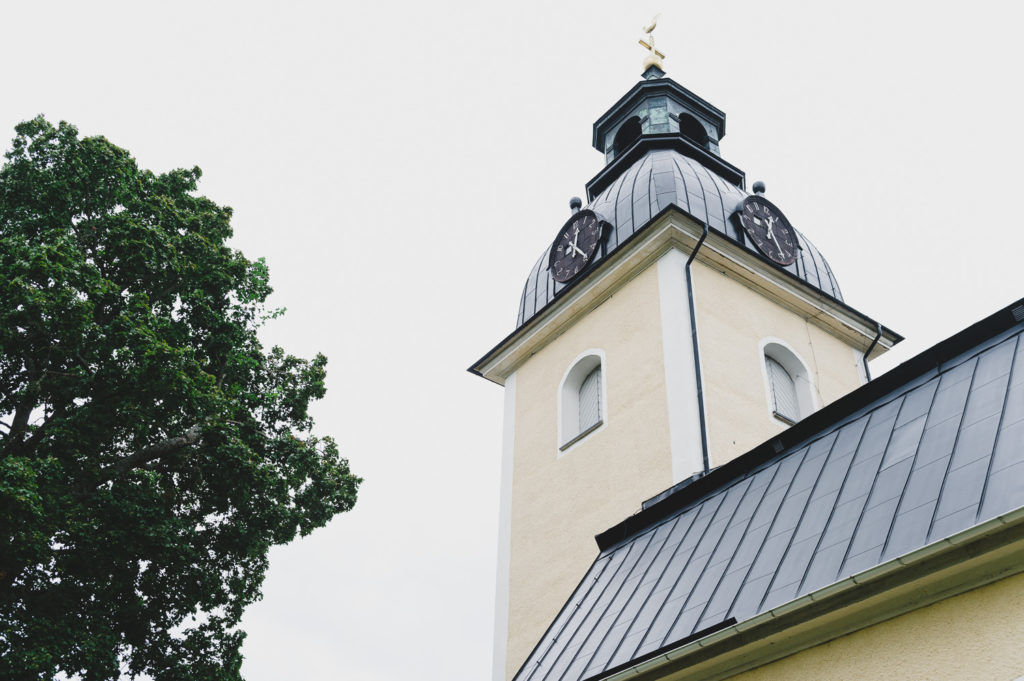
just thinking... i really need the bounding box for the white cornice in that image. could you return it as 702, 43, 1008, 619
472, 209, 899, 386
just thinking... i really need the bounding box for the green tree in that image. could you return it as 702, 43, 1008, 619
0, 117, 360, 680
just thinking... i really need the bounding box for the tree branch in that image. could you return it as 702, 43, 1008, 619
4, 390, 38, 456
73, 352, 96, 376
5, 357, 42, 451
18, 402, 69, 454
95, 425, 202, 485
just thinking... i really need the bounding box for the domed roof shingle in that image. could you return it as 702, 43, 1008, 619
516, 149, 843, 328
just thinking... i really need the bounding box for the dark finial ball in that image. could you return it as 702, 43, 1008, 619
752, 181, 766, 195
569, 196, 583, 211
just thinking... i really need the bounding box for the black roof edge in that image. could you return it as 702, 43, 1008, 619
641, 470, 710, 510
511, 586, 737, 681
585, 135, 745, 200
595, 296, 1024, 553
468, 203, 903, 379
582, 618, 738, 681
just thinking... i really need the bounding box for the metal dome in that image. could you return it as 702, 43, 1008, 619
516, 149, 843, 328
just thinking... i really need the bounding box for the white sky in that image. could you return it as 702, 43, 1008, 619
3, 2, 1023, 680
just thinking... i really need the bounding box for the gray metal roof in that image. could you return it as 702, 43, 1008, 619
514, 303, 1024, 681
516, 149, 843, 328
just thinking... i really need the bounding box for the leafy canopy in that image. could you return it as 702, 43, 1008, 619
0, 117, 359, 680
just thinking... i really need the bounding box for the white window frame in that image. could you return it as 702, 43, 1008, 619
759, 338, 817, 426
558, 349, 607, 455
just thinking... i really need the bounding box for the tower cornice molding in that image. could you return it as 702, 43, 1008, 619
469, 207, 901, 386
586, 134, 746, 200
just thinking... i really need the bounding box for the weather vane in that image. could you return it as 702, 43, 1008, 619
638, 14, 666, 72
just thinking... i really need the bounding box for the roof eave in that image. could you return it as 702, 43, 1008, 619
585, 135, 746, 200
584, 506, 1024, 681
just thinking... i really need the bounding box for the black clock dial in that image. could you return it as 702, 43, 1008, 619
549, 210, 604, 283
737, 196, 798, 266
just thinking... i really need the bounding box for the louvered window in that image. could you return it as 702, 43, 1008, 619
766, 356, 799, 423
578, 367, 602, 433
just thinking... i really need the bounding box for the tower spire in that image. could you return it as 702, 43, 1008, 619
638, 14, 666, 79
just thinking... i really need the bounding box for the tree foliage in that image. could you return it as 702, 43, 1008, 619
0, 117, 360, 680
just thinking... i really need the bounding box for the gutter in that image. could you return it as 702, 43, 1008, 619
590, 505, 1024, 681
863, 322, 883, 381
685, 222, 711, 474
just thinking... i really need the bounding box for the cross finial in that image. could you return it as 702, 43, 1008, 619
638, 14, 666, 74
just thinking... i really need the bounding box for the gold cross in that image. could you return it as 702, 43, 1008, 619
638, 40, 666, 60
639, 14, 666, 70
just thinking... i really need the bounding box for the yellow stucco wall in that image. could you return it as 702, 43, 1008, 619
506, 265, 676, 678
720, 570, 1024, 681
504, 250, 873, 678
692, 261, 863, 467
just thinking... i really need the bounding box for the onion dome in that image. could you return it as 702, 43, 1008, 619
516, 148, 842, 328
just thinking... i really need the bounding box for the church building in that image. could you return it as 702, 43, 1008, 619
470, 33, 1024, 681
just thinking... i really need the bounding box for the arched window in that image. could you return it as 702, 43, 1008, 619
677, 114, 709, 149
761, 340, 816, 426
611, 117, 642, 158
558, 351, 606, 452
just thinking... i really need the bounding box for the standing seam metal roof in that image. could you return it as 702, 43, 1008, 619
516, 149, 843, 328
514, 303, 1024, 681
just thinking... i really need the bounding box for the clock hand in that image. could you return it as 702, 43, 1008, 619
568, 230, 585, 256
570, 243, 587, 258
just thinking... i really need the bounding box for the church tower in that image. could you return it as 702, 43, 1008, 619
470, 41, 901, 681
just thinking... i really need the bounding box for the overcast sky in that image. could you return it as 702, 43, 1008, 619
3, 2, 1023, 680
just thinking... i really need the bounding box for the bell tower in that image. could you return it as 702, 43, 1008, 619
470, 34, 901, 681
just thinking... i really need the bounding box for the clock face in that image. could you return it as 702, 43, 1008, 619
738, 196, 798, 266
549, 210, 604, 283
